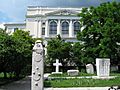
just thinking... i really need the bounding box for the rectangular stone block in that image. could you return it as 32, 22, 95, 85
67, 70, 79, 76
96, 58, 110, 77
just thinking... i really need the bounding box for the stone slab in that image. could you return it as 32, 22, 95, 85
67, 70, 79, 76
52, 72, 63, 74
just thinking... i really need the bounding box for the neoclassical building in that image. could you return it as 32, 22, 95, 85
5, 6, 82, 42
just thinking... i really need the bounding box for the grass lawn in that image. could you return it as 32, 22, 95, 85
49, 72, 95, 77
44, 72, 120, 87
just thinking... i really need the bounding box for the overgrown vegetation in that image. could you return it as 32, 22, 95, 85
0, 29, 34, 79
77, 1, 120, 65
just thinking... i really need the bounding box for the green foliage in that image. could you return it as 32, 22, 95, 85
46, 35, 72, 66
11, 30, 34, 77
77, 1, 120, 64
0, 30, 34, 78
45, 76, 120, 87
0, 30, 15, 78
49, 72, 95, 77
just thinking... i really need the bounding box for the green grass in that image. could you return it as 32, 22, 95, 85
49, 72, 95, 77
45, 77, 120, 87
45, 72, 120, 87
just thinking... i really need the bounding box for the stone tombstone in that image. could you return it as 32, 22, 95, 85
32, 40, 44, 90
52, 59, 62, 74
96, 58, 110, 77
111, 65, 118, 72
86, 64, 94, 74
67, 70, 79, 76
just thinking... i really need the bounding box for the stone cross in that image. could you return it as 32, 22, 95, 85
96, 58, 110, 77
32, 40, 44, 90
52, 59, 62, 74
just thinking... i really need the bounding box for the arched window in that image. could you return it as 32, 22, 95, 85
74, 22, 80, 34
49, 21, 57, 34
62, 21, 69, 34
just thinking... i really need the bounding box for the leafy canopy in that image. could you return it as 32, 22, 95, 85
77, 1, 120, 63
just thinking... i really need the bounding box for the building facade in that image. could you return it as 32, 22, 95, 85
5, 6, 82, 42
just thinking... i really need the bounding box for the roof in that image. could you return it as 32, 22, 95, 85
4, 22, 26, 26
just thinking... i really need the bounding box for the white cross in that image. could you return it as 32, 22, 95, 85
53, 59, 62, 73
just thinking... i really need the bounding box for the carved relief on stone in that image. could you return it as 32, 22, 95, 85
34, 50, 43, 62
32, 40, 44, 90
33, 67, 41, 81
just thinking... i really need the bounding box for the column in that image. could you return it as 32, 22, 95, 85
38, 20, 42, 38
45, 20, 49, 37
34, 20, 38, 38
69, 20, 74, 37
57, 19, 61, 36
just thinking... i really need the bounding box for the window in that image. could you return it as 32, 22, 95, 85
49, 21, 57, 34
74, 22, 80, 34
14, 28, 18, 32
42, 22, 45, 25
62, 21, 69, 34
42, 27, 45, 35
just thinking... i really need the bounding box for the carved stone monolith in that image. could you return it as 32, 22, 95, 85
32, 40, 44, 90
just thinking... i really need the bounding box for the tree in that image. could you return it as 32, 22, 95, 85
11, 30, 34, 77
46, 35, 72, 66
77, 2, 120, 64
0, 30, 16, 78
0, 29, 34, 78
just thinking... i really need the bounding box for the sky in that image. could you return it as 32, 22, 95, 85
0, 0, 119, 23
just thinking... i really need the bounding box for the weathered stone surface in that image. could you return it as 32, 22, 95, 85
96, 58, 110, 77
67, 70, 79, 76
86, 64, 94, 74
31, 40, 44, 90
52, 59, 62, 74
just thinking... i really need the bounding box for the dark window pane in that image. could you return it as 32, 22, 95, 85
49, 21, 57, 34
74, 22, 80, 34
62, 21, 69, 34
14, 28, 18, 32
42, 27, 45, 35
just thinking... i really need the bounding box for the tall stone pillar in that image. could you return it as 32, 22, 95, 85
45, 20, 49, 37
57, 19, 61, 36
34, 21, 38, 38
69, 20, 74, 37
38, 20, 42, 38
32, 40, 44, 90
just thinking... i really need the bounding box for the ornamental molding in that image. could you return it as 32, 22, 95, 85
45, 9, 79, 16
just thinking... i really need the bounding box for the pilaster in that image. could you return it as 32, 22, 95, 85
57, 19, 61, 36
45, 20, 49, 37
69, 20, 74, 37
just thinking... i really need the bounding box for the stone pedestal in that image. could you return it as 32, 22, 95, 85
96, 58, 110, 77
31, 40, 44, 90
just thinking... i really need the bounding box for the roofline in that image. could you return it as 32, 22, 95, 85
4, 22, 26, 26
27, 6, 83, 10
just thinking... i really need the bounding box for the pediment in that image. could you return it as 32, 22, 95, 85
45, 9, 79, 16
